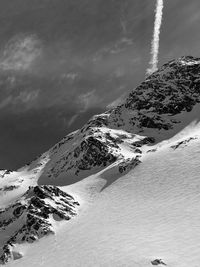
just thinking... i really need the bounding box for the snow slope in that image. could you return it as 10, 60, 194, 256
7, 123, 200, 267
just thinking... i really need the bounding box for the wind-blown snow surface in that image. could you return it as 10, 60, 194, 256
6, 123, 200, 267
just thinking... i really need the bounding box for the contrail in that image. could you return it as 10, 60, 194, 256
146, 0, 164, 76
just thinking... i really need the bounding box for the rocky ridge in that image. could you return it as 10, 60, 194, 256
0, 185, 79, 264
108, 56, 200, 132
30, 56, 200, 183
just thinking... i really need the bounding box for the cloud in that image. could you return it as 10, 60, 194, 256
67, 114, 79, 127
0, 34, 42, 72
107, 93, 126, 109
67, 90, 101, 127
61, 72, 78, 81
77, 90, 101, 112
0, 96, 13, 109
15, 90, 39, 104
0, 90, 39, 110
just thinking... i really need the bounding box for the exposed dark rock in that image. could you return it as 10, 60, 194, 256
118, 157, 141, 174
151, 259, 167, 266
171, 137, 197, 150
12, 251, 23, 261
0, 185, 79, 265
2, 185, 19, 192
47, 133, 118, 179
147, 148, 157, 153
108, 56, 200, 133
132, 137, 155, 147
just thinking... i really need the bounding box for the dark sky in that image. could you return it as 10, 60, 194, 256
0, 0, 200, 170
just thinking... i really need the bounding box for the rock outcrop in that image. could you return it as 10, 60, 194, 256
0, 185, 79, 264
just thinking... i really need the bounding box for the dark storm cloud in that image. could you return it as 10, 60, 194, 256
0, 0, 200, 169
0, 0, 151, 111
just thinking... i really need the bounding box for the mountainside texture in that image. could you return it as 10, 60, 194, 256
108, 56, 200, 133
32, 56, 200, 184
1, 56, 200, 266
0, 185, 79, 264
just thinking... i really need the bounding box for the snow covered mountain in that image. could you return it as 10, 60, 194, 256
0, 185, 79, 264
1, 56, 200, 266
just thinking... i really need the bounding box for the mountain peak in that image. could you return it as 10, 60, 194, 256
1, 56, 200, 265
177, 55, 200, 65
106, 56, 200, 139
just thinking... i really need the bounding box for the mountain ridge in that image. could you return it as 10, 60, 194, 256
1, 55, 200, 265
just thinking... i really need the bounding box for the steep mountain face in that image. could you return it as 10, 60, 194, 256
1, 56, 200, 265
2, 56, 200, 190
0, 185, 79, 264
31, 56, 200, 183
108, 56, 200, 134
34, 125, 147, 186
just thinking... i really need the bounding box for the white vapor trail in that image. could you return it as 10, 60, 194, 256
146, 0, 164, 76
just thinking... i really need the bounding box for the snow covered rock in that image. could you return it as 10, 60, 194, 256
151, 259, 167, 266
118, 156, 141, 174
170, 136, 198, 150
30, 126, 148, 186
108, 56, 200, 136
0, 185, 79, 265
